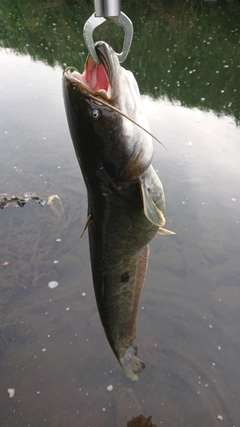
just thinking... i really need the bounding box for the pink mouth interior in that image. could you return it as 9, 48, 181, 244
72, 55, 109, 92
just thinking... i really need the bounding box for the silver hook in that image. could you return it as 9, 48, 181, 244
83, 11, 133, 64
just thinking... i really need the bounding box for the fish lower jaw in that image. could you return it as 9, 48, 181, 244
64, 69, 112, 100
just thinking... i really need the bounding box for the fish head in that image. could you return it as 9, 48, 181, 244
63, 41, 153, 181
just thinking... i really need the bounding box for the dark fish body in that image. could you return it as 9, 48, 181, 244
63, 42, 166, 380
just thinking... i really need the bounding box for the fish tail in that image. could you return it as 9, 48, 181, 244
120, 346, 145, 381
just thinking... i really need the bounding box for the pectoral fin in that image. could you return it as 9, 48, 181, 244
158, 227, 175, 235
139, 179, 165, 227
80, 214, 92, 238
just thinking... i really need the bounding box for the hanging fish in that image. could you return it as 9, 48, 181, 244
63, 41, 174, 380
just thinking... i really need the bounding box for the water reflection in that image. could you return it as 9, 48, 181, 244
0, 0, 239, 123
0, 1, 240, 426
127, 414, 157, 426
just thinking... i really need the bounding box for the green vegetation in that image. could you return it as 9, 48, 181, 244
0, 0, 239, 123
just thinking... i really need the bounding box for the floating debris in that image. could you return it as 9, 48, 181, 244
0, 193, 64, 216
48, 195, 64, 217
7, 389, 15, 398
48, 281, 58, 289
106, 385, 113, 391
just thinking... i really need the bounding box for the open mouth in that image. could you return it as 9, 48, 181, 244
64, 54, 111, 100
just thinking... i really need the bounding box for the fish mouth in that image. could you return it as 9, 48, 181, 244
63, 41, 117, 101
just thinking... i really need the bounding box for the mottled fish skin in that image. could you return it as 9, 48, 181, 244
62, 41, 165, 380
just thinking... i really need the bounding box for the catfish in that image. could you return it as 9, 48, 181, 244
63, 41, 173, 380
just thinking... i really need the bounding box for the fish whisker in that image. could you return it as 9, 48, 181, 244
84, 91, 168, 152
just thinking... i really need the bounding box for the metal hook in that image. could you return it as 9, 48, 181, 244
83, 11, 133, 64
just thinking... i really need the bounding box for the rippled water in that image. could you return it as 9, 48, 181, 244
0, 1, 240, 426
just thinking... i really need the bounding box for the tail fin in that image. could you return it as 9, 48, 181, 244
120, 346, 145, 381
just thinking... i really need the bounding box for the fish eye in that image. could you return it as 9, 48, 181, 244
90, 109, 101, 120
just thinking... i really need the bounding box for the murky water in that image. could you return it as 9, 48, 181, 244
0, 1, 240, 426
